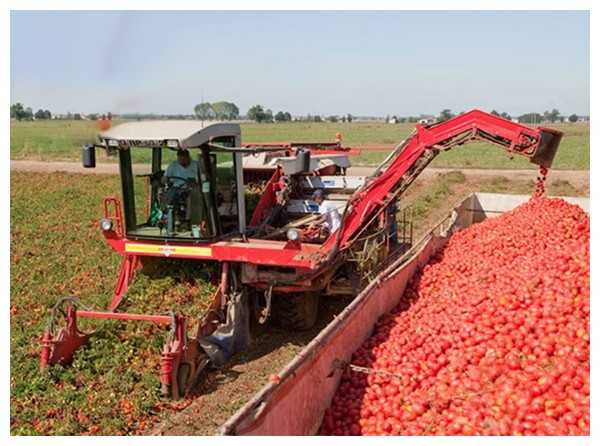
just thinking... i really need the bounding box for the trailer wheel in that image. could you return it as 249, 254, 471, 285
271, 292, 320, 331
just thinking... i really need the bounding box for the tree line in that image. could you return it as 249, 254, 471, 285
10, 102, 102, 121
10, 103, 51, 121
194, 101, 240, 120
245, 105, 355, 123
387, 108, 582, 124
11, 100, 584, 125
193, 101, 354, 123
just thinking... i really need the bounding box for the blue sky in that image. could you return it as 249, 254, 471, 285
11, 11, 589, 116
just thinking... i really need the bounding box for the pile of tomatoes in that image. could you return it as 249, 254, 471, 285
320, 197, 589, 435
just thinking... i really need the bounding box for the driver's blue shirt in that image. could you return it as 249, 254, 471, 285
165, 160, 199, 187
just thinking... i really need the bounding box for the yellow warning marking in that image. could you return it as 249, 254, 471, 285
125, 243, 212, 257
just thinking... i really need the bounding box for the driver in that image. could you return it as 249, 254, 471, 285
165, 149, 198, 187
162, 150, 204, 230
310, 189, 341, 235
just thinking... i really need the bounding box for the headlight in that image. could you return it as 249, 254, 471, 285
286, 228, 300, 241
100, 218, 113, 231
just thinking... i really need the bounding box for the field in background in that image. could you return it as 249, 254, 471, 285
10, 120, 590, 170
10, 170, 588, 435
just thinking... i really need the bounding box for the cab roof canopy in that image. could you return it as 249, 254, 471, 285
98, 120, 241, 149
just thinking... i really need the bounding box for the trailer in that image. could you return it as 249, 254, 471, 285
219, 192, 589, 436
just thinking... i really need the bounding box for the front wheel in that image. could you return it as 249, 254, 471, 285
271, 292, 320, 331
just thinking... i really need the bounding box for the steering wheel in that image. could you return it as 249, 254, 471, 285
166, 176, 197, 186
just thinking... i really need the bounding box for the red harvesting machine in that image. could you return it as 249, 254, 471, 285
40, 110, 562, 398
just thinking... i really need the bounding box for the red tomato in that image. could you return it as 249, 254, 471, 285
319, 197, 589, 436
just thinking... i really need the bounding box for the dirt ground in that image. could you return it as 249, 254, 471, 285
10, 159, 590, 189
150, 296, 352, 435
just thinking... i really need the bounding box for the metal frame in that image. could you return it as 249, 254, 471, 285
321, 109, 562, 253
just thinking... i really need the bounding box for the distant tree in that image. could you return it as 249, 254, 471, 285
346, 114, 353, 123
10, 102, 23, 119
327, 115, 338, 123
264, 109, 274, 123
314, 115, 322, 123
73, 113, 82, 120
11, 103, 35, 120
438, 109, 454, 122
500, 112, 511, 120
12, 103, 36, 120
518, 113, 544, 124
228, 102, 240, 120
550, 109, 560, 123
491, 110, 500, 116
194, 102, 214, 120
231, 103, 240, 120
543, 108, 560, 123
248, 105, 274, 123
34, 109, 48, 120
568, 114, 578, 123
87, 113, 98, 121
274, 111, 292, 122
247, 104, 264, 122
211, 101, 239, 120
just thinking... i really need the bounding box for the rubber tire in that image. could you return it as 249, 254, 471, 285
271, 292, 320, 331
176, 362, 191, 399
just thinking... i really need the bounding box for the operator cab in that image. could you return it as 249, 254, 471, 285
82, 120, 366, 246
83, 120, 246, 241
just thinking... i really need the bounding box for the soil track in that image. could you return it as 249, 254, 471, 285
10, 160, 589, 188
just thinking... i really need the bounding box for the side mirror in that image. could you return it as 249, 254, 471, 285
82, 144, 96, 168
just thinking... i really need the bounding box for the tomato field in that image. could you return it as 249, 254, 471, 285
10, 172, 221, 434
10, 171, 343, 435
10, 170, 589, 435
320, 197, 590, 435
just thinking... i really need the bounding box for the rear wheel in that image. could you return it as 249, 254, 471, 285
271, 292, 320, 331
176, 362, 191, 399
